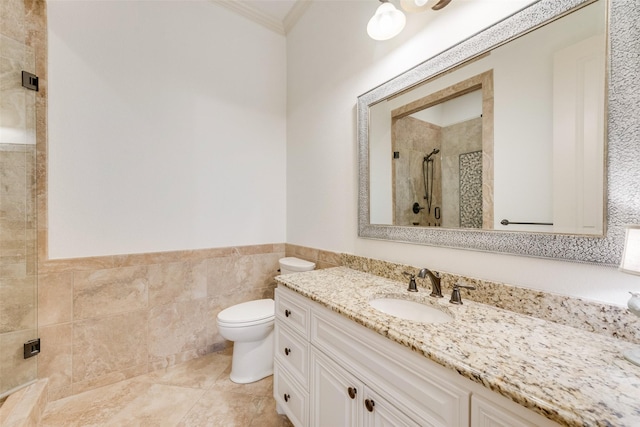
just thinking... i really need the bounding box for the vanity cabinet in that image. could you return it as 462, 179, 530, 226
274, 285, 560, 427
274, 287, 311, 426
311, 348, 420, 426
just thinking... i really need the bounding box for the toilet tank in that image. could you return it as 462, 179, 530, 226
279, 257, 315, 275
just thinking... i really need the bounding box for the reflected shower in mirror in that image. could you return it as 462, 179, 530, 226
368, 0, 606, 235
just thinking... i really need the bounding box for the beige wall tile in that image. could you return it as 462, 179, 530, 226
284, 244, 319, 264
73, 266, 148, 320
318, 249, 342, 267
72, 310, 148, 384
206, 253, 280, 298
30, 244, 289, 400
37, 323, 72, 392
37, 272, 72, 326
237, 244, 284, 256
114, 250, 194, 268
148, 260, 206, 308
38, 256, 116, 274
0, 0, 26, 42
0, 329, 37, 392
0, 276, 36, 333
113, 246, 238, 267
148, 299, 209, 370
205, 256, 235, 297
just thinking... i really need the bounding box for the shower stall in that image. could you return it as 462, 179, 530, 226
0, 0, 40, 400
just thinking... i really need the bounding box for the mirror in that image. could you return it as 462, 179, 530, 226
358, 0, 640, 265
369, 0, 605, 235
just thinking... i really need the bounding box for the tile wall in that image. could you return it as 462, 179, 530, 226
32, 240, 640, 403
37, 244, 290, 401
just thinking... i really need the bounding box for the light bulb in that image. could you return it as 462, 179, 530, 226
400, 0, 438, 13
367, 2, 406, 41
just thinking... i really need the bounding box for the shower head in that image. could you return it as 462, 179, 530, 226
424, 148, 440, 161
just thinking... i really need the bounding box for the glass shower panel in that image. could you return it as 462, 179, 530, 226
0, 11, 38, 398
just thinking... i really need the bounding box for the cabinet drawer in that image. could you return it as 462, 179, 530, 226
274, 361, 308, 427
275, 323, 309, 387
275, 287, 310, 337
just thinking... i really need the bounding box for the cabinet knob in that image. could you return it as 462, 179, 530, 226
347, 387, 357, 399
365, 399, 375, 412
284, 347, 291, 356
284, 393, 290, 402
285, 309, 291, 317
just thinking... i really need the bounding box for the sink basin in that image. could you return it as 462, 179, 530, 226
369, 298, 452, 323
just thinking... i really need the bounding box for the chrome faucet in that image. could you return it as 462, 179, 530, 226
418, 268, 443, 298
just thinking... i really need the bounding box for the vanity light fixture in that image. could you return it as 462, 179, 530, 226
367, 0, 453, 41
619, 225, 640, 366
399, 0, 451, 13
367, 0, 406, 41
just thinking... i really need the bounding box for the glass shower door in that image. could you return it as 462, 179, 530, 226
0, 3, 39, 398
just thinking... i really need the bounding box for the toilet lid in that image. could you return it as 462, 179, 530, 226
217, 299, 274, 324
279, 257, 316, 272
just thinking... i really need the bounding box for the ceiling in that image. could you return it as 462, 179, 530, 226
210, 0, 310, 35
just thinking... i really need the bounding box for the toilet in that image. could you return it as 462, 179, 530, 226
216, 256, 316, 383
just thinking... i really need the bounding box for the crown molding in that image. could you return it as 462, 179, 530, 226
284, 1, 312, 34
210, 0, 285, 35
209, 0, 311, 36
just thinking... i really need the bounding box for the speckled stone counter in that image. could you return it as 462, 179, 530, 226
276, 267, 640, 427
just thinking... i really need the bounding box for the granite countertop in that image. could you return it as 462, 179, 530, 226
275, 267, 640, 427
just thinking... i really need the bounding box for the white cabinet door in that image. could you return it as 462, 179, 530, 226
274, 361, 308, 427
311, 349, 361, 427
363, 387, 421, 427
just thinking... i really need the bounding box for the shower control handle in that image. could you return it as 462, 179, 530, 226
412, 202, 425, 214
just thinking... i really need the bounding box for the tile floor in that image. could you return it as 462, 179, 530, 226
40, 349, 292, 426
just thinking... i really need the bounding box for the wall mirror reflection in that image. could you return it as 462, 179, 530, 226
368, 0, 606, 236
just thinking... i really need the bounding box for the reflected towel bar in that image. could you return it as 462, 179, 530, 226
500, 219, 553, 226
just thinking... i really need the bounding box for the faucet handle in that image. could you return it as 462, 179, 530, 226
402, 271, 418, 292
449, 282, 476, 305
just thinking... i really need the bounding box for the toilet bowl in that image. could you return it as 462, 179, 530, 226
216, 257, 315, 384
217, 299, 275, 384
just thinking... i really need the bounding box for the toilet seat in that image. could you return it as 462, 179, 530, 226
217, 299, 274, 327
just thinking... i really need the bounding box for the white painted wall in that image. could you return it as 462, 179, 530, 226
286, 0, 640, 306
48, 0, 287, 258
